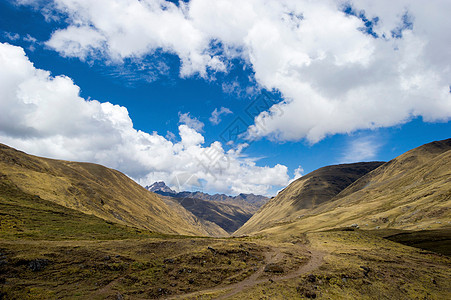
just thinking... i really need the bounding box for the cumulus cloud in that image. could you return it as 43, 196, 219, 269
29, 0, 451, 143
209, 107, 232, 125
0, 42, 289, 195
43, 0, 227, 77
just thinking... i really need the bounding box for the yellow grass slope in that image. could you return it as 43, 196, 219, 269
239, 138, 451, 237
0, 143, 225, 236
235, 162, 383, 235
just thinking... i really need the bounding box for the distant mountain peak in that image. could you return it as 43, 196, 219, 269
146, 181, 175, 194
145, 183, 269, 211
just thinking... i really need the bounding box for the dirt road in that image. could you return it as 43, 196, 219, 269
167, 245, 325, 300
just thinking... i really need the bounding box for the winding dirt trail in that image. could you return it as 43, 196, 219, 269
167, 245, 325, 300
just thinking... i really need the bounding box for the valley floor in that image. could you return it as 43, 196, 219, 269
1, 229, 450, 299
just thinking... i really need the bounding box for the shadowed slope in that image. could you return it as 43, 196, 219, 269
308, 138, 451, 230
0, 143, 218, 236
235, 162, 384, 235
246, 138, 451, 237
166, 196, 253, 233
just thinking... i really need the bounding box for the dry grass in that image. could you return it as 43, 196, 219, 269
0, 143, 222, 236
237, 139, 451, 236
218, 230, 451, 299
236, 162, 383, 235
1, 140, 451, 299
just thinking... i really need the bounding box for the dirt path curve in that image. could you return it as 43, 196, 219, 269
166, 246, 325, 300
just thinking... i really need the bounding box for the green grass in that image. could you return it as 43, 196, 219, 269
373, 228, 451, 256
0, 175, 267, 299
233, 230, 451, 300
0, 175, 162, 240
0, 238, 266, 299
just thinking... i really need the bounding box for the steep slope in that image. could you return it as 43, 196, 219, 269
239, 138, 451, 236
146, 182, 268, 214
0, 173, 157, 240
0, 143, 218, 236
307, 138, 451, 231
235, 162, 384, 235
165, 195, 253, 233
160, 196, 229, 237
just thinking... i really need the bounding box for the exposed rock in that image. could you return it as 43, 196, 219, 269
146, 181, 175, 194
307, 274, 316, 282
264, 263, 284, 273
297, 286, 317, 299
163, 258, 175, 264
116, 292, 124, 300
360, 266, 371, 277
28, 259, 49, 272
0, 254, 7, 267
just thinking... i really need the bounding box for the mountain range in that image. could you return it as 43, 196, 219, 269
146, 181, 268, 212
1, 139, 450, 299
146, 181, 268, 233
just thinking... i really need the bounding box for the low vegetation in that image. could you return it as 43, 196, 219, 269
1, 139, 450, 299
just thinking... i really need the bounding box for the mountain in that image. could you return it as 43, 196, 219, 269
1, 140, 450, 299
236, 138, 451, 236
236, 162, 384, 235
145, 182, 269, 213
0, 143, 223, 236
147, 181, 175, 193
163, 195, 253, 233
0, 172, 159, 240
146, 182, 267, 233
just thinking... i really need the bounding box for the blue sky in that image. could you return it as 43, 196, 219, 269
0, 0, 450, 196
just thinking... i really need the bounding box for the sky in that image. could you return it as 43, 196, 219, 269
0, 0, 450, 196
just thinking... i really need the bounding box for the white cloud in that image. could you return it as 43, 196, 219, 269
288, 165, 304, 184
46, 25, 107, 60
43, 0, 226, 77
3, 32, 20, 41
30, 0, 451, 143
165, 130, 176, 141
0, 42, 289, 195
178, 112, 204, 132
340, 136, 383, 163
209, 107, 232, 125
293, 165, 304, 179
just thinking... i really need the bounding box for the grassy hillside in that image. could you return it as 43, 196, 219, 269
0, 143, 218, 236
1, 140, 450, 299
236, 162, 384, 235
0, 180, 267, 299
0, 158, 266, 299
237, 139, 451, 238
0, 173, 159, 241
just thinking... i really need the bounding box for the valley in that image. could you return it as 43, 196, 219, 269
1, 139, 450, 299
